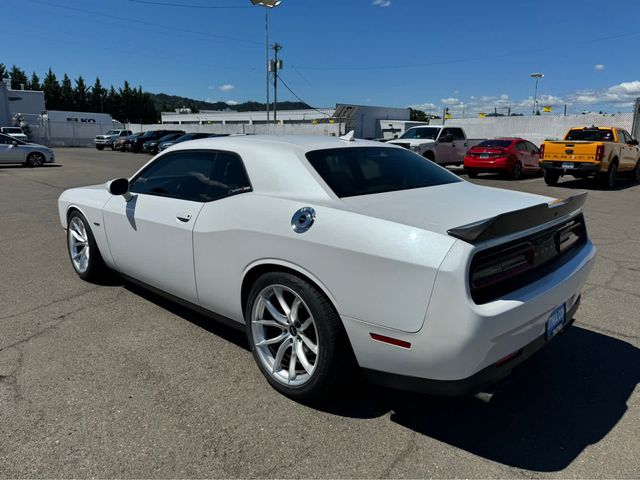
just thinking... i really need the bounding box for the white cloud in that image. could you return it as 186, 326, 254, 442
372, 0, 391, 7
441, 97, 461, 106
409, 102, 438, 112
568, 80, 640, 107
207, 85, 216, 90
594, 64, 605, 71
226, 100, 239, 106
218, 84, 235, 92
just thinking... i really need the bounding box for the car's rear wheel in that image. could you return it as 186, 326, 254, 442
67, 211, 109, 282
543, 169, 560, 186
510, 160, 523, 180
631, 160, 640, 184
246, 272, 354, 400
599, 160, 617, 189
466, 168, 478, 178
26, 152, 44, 168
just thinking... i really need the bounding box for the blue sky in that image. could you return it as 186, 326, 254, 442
4, 0, 640, 114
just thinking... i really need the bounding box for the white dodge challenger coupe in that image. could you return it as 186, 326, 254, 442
58, 135, 596, 399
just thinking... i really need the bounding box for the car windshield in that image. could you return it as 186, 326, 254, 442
105, 130, 119, 135
306, 146, 460, 198
140, 131, 157, 138
0, 133, 26, 145
476, 140, 513, 148
175, 134, 193, 142
399, 127, 440, 140
156, 134, 174, 142
3, 127, 23, 134
565, 129, 615, 142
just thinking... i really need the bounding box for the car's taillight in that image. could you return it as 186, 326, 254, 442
470, 243, 534, 290
595, 144, 604, 162
539, 144, 545, 160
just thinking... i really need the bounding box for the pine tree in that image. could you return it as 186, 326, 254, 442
0, 63, 7, 80
28, 72, 41, 91
43, 68, 62, 110
60, 74, 73, 110
89, 77, 106, 112
9, 65, 28, 89
74, 75, 89, 111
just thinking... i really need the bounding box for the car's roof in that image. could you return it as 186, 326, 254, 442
170, 134, 388, 153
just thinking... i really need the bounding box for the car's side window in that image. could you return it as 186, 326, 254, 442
450, 128, 465, 141
208, 152, 253, 200
129, 150, 252, 203
130, 151, 217, 202
527, 141, 539, 153
516, 142, 527, 152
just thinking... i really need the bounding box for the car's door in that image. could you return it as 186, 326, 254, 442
515, 141, 529, 167
102, 150, 218, 305
449, 128, 467, 164
435, 128, 455, 164
0, 134, 13, 163
618, 129, 637, 170
526, 141, 541, 168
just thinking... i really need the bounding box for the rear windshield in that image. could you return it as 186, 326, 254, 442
565, 129, 615, 142
399, 127, 440, 140
306, 146, 460, 198
476, 140, 513, 148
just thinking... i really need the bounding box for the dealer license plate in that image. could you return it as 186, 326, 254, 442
480, 153, 489, 159
546, 303, 567, 340
562, 162, 574, 169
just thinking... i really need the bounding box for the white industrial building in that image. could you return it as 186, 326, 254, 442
161, 103, 411, 139
0, 79, 46, 127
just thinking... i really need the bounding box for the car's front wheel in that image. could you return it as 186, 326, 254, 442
67, 211, 109, 282
26, 152, 45, 167
246, 272, 354, 400
96, 145, 104, 151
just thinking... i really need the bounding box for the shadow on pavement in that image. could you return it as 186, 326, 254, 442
314, 325, 639, 472
548, 176, 638, 191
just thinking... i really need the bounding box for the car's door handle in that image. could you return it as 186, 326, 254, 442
176, 212, 192, 222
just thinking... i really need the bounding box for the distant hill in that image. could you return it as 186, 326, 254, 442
149, 92, 311, 113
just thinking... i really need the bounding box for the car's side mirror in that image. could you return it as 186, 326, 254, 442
11, 140, 18, 146
108, 178, 132, 201
440, 134, 453, 143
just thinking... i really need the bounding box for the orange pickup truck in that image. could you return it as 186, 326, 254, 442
539, 126, 640, 188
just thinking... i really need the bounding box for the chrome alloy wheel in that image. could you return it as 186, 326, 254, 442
68, 217, 90, 274
251, 285, 319, 386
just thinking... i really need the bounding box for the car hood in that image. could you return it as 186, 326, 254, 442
96, 134, 115, 139
340, 181, 553, 236
388, 138, 436, 147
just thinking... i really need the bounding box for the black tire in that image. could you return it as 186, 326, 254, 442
111, 144, 117, 151
543, 169, 560, 186
96, 145, 104, 151
510, 160, 523, 180
633, 160, 640, 184
245, 272, 354, 400
66, 211, 109, 282
466, 169, 478, 178
25, 152, 45, 168
599, 160, 618, 189
423, 151, 435, 162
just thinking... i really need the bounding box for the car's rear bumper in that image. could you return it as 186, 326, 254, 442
540, 160, 601, 173
464, 156, 512, 170
362, 296, 580, 396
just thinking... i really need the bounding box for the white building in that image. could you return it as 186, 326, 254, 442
161, 108, 335, 125
0, 79, 46, 127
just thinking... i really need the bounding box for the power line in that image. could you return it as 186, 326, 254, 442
276, 74, 332, 117
129, 0, 252, 8
27, 0, 261, 46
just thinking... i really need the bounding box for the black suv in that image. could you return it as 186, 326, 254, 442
130, 130, 184, 153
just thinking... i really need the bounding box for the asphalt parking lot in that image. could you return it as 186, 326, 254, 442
1, 147, 639, 478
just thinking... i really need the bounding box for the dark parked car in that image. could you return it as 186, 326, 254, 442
115, 132, 143, 152
142, 132, 184, 155
158, 132, 228, 152
130, 130, 184, 153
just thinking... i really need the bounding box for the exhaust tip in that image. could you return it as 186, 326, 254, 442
473, 391, 495, 404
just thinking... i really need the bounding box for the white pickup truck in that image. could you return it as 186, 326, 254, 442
94, 129, 132, 150
387, 125, 484, 166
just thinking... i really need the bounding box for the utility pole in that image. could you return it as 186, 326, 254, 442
271, 43, 283, 125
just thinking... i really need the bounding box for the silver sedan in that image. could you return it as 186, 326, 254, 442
0, 133, 55, 167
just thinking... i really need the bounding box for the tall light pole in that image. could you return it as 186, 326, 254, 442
530, 72, 544, 115
251, 0, 281, 126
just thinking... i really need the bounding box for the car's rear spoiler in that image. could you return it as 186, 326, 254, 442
447, 192, 588, 243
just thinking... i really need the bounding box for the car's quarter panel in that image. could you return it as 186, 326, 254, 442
193, 193, 455, 333
343, 227, 596, 382
57, 185, 115, 266
102, 194, 204, 304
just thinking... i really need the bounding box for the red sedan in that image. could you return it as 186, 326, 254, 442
464, 138, 541, 180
